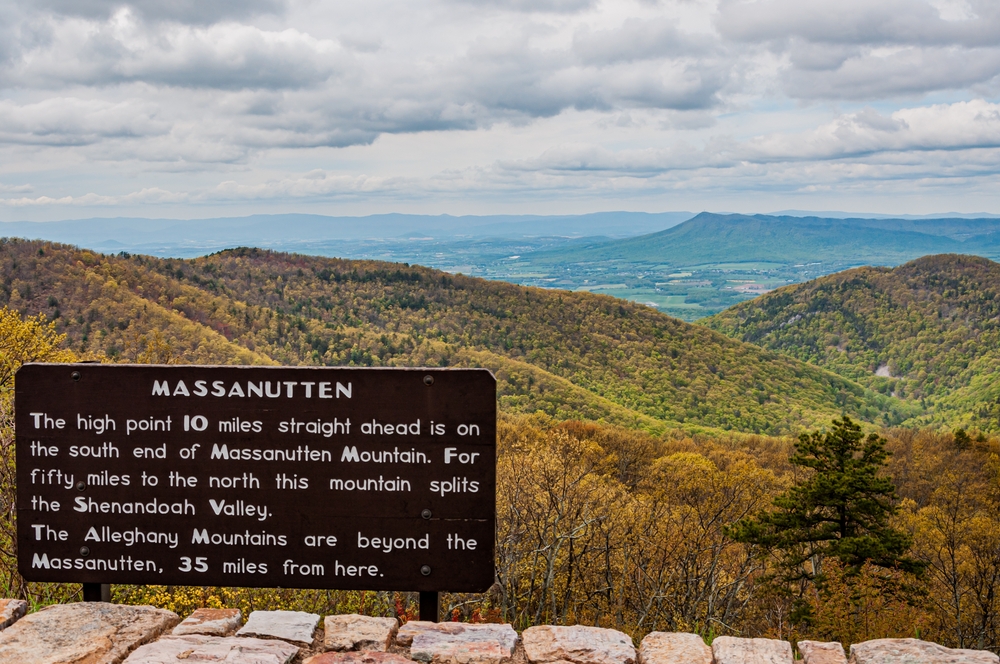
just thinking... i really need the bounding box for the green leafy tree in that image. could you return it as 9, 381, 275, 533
728, 416, 923, 584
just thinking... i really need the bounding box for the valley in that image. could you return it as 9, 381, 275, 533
15, 211, 1000, 322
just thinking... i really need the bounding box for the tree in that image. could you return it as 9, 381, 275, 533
728, 416, 923, 584
0, 307, 75, 393
0, 306, 75, 601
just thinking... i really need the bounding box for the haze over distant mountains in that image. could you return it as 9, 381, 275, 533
0, 212, 694, 256
6, 210, 1000, 321
6, 214, 1000, 431
5, 210, 1000, 263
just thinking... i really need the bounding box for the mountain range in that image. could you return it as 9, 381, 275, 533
526, 213, 1000, 267
6, 214, 1000, 434
0, 238, 909, 436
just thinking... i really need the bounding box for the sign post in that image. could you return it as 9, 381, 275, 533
16, 364, 496, 609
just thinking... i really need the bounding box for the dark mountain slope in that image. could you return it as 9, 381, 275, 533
704, 254, 1000, 429
0, 239, 907, 434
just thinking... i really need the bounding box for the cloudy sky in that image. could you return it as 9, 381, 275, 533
2, 0, 999, 221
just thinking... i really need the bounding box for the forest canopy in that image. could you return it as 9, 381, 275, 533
2, 242, 1000, 651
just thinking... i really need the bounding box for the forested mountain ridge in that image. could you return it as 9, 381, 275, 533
0, 238, 907, 434
704, 254, 1000, 430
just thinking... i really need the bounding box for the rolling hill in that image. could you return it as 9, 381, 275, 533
0, 238, 909, 435
704, 254, 1000, 430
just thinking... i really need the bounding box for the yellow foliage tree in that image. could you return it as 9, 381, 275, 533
0, 307, 76, 601
0, 307, 75, 393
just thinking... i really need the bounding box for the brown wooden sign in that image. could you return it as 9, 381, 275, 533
16, 364, 496, 592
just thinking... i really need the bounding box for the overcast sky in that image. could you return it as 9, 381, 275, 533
2, 0, 1000, 221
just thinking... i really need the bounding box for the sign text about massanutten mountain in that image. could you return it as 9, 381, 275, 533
16, 364, 496, 591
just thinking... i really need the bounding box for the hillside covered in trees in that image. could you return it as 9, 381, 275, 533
705, 254, 1000, 431
0, 238, 908, 434
5, 240, 1000, 651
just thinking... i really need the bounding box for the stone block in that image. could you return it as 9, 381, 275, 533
711, 636, 793, 664
798, 641, 846, 664
0, 601, 178, 664
639, 632, 711, 664
307, 652, 417, 664
172, 608, 242, 636
397, 622, 435, 647
523, 625, 636, 664
398, 621, 518, 664
124, 634, 299, 663
325, 614, 399, 652
0, 599, 28, 630
237, 610, 320, 646
849, 638, 1000, 664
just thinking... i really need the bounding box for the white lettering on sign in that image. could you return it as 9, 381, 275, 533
360, 420, 421, 435
85, 526, 179, 549
430, 477, 480, 496
86, 471, 130, 486
283, 559, 326, 576
152, 380, 352, 399
444, 448, 480, 464
31, 524, 67, 541
277, 418, 350, 436
447, 534, 478, 550
126, 417, 171, 435
219, 418, 262, 433
211, 444, 332, 462
331, 560, 380, 577
224, 559, 267, 574
30, 496, 60, 511
73, 497, 196, 515
328, 476, 411, 492
339, 446, 430, 464
69, 443, 119, 458
77, 414, 116, 434
30, 413, 65, 429
209, 473, 260, 489
357, 532, 430, 553
192, 529, 287, 546
32, 553, 159, 572
208, 499, 270, 521
29, 469, 74, 489
29, 442, 59, 457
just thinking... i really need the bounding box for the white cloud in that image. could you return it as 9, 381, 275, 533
716, 0, 999, 47
31, 0, 287, 24
508, 100, 1000, 171
4, 11, 346, 89
1, 0, 1000, 218
0, 97, 170, 146
740, 101, 1000, 162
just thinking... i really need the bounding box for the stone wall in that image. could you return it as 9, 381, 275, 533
0, 600, 995, 664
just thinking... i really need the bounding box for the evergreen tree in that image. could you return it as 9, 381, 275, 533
727, 416, 923, 583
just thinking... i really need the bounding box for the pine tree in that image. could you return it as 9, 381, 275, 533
727, 416, 923, 583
